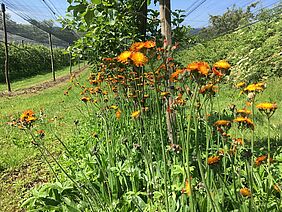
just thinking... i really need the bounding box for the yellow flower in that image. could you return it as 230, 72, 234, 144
256, 102, 277, 111
81, 96, 90, 103
161, 92, 170, 97
130, 52, 148, 67
240, 187, 251, 197
184, 179, 191, 197
110, 105, 118, 110
131, 110, 141, 119
234, 117, 254, 130
207, 155, 221, 165
213, 60, 231, 70
243, 83, 265, 93
117, 51, 132, 63
236, 82, 246, 88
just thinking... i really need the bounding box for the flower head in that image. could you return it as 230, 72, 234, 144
131, 110, 141, 119
234, 117, 254, 130
236, 108, 251, 117
143, 40, 156, 49
130, 52, 148, 67
187, 62, 210, 76
213, 60, 231, 70
207, 155, 221, 165
240, 187, 251, 197
117, 51, 132, 64
116, 110, 121, 119
20, 110, 37, 126
129, 42, 145, 51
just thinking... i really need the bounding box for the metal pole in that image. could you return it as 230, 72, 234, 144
1, 3, 11, 92
48, 33, 55, 81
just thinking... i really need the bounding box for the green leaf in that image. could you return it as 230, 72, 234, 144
91, 0, 102, 4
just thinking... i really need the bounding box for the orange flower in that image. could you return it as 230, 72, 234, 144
240, 187, 251, 197
131, 110, 141, 119
130, 52, 148, 67
129, 42, 145, 51
213, 60, 231, 70
184, 179, 191, 197
169, 69, 184, 82
207, 155, 221, 165
236, 108, 251, 117
117, 51, 132, 63
20, 110, 37, 125
116, 110, 121, 119
187, 62, 210, 76
214, 120, 231, 127
197, 62, 210, 76
200, 83, 218, 95
233, 138, 244, 145
143, 40, 156, 49
255, 155, 267, 166
234, 117, 254, 130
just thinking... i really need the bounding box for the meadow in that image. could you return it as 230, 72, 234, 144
1, 40, 281, 211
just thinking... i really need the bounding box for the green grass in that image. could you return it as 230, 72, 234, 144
0, 63, 281, 211
0, 63, 84, 92
0, 66, 90, 212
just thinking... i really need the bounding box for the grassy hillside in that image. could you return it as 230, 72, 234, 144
177, 13, 282, 82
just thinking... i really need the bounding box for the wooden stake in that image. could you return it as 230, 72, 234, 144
1, 3, 11, 92
69, 52, 72, 74
48, 33, 55, 81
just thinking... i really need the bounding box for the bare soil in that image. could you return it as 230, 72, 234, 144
0, 66, 87, 97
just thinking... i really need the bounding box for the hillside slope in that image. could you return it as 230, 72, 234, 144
177, 13, 282, 82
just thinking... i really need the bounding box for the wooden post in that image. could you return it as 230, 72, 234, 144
69, 52, 72, 74
78, 57, 80, 70
160, 0, 175, 144
1, 3, 11, 92
48, 33, 55, 81
159, 0, 172, 46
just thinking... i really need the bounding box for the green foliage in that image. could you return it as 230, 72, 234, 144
0, 43, 69, 82
62, 0, 146, 62
177, 14, 282, 81
199, 3, 258, 38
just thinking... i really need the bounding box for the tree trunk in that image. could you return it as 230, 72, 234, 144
138, 0, 147, 40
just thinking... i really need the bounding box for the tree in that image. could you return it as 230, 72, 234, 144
200, 3, 258, 38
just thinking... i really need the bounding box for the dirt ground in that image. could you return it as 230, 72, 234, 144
0, 66, 87, 97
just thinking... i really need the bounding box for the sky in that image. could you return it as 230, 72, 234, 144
3, 0, 280, 28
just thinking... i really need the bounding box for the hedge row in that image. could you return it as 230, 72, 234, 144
0, 43, 69, 82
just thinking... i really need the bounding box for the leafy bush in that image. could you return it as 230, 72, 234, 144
0, 43, 69, 82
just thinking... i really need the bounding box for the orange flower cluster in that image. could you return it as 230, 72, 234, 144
117, 41, 155, 67
20, 110, 37, 126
